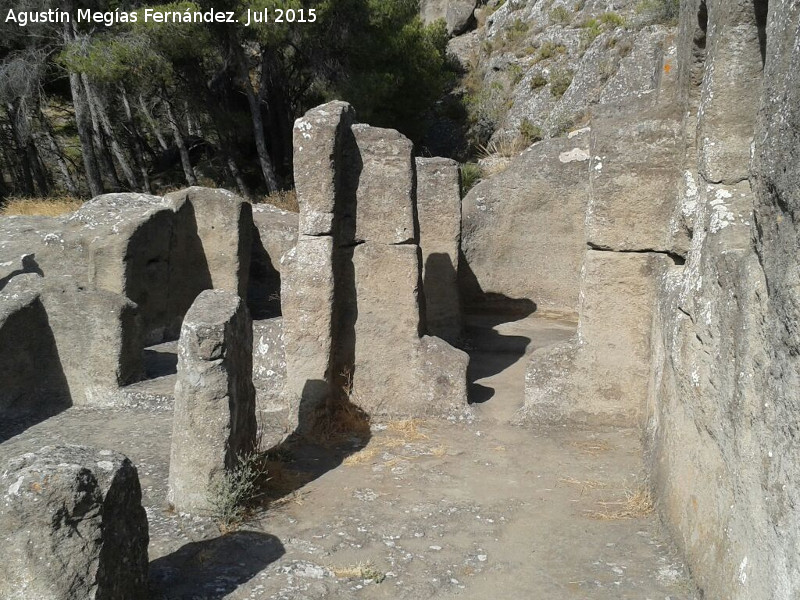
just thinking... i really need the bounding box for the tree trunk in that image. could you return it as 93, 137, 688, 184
5, 102, 35, 196
80, 73, 121, 191
235, 49, 278, 193
27, 140, 49, 196
42, 126, 79, 196
120, 88, 151, 194
139, 95, 169, 151
64, 24, 103, 197
226, 154, 251, 199
164, 98, 197, 186
84, 80, 137, 189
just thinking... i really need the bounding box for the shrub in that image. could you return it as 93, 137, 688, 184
505, 19, 530, 44
636, 0, 680, 24
537, 41, 567, 61
579, 17, 603, 47
600, 12, 626, 28
260, 189, 299, 212
519, 118, 544, 144
530, 73, 548, 89
549, 68, 574, 97
460, 163, 484, 197
548, 5, 572, 25
207, 452, 268, 531
508, 63, 524, 85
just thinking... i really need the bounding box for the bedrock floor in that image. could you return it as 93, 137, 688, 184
0, 314, 698, 599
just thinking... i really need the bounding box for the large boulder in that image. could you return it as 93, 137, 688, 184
461, 130, 591, 314
0, 445, 149, 600
420, 0, 477, 35
0, 275, 70, 418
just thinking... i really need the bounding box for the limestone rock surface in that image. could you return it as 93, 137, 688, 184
0, 445, 149, 600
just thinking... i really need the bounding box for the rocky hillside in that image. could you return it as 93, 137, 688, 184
448, 0, 678, 152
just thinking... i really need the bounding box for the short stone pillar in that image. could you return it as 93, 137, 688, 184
168, 289, 257, 514
0, 445, 149, 600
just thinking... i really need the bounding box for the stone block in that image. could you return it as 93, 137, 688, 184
168, 290, 256, 514
0, 445, 149, 600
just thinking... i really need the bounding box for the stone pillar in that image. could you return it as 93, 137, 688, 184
168, 289, 256, 514
350, 126, 469, 418
0, 445, 149, 600
282, 101, 356, 430
416, 157, 463, 345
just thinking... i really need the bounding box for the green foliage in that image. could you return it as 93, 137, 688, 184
537, 41, 567, 61
600, 11, 627, 28
579, 17, 602, 46
548, 5, 572, 25
530, 73, 548, 90
319, 0, 452, 140
549, 67, 574, 97
636, 0, 680, 24
488, 0, 507, 15
460, 163, 484, 197
207, 452, 267, 531
519, 118, 543, 144
508, 63, 524, 86
505, 19, 530, 44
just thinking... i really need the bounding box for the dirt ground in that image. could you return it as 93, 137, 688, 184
0, 314, 698, 599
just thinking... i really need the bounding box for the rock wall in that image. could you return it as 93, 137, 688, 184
461, 131, 590, 314
648, 1, 800, 598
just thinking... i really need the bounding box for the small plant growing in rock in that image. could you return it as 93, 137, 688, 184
207, 451, 268, 531
536, 41, 567, 61
530, 73, 548, 90
508, 63, 524, 85
505, 19, 530, 44
519, 118, 544, 144
549, 68, 574, 97
460, 163, 484, 197
548, 5, 572, 25
579, 17, 603, 48
600, 11, 627, 28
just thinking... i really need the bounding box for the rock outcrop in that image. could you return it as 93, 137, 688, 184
0, 445, 149, 600
461, 130, 590, 314
168, 289, 257, 514
646, 1, 799, 599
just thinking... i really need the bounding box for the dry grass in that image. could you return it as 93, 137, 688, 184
342, 446, 380, 466
569, 439, 613, 456
584, 485, 654, 520
258, 189, 299, 213
342, 418, 436, 467
1, 196, 84, 217
386, 418, 428, 442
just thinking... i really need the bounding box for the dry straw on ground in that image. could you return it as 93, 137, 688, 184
584, 485, 654, 520
1, 196, 83, 216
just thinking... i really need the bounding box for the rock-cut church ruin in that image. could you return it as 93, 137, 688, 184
1, 0, 798, 598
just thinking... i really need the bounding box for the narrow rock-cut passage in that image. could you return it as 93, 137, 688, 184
0, 314, 698, 599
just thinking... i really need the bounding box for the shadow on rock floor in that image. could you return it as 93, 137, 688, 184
149, 531, 285, 599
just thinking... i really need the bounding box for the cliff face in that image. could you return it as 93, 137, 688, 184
651, 1, 799, 598
459, 0, 800, 597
